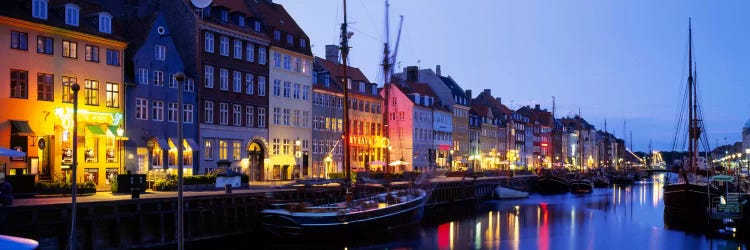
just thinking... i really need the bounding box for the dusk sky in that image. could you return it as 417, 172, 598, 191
279, 0, 750, 152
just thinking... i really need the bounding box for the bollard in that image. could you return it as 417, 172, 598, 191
225, 184, 232, 194
131, 188, 140, 199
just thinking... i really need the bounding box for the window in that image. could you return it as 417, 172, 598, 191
282, 139, 290, 154
283, 109, 290, 125
37, 73, 53, 101
258, 76, 266, 96
186, 78, 195, 92
246, 43, 254, 62
287, 34, 293, 45
273, 80, 281, 96
294, 57, 301, 72
169, 73, 177, 88
272, 138, 279, 155
204, 101, 214, 123
302, 111, 309, 128
204, 32, 214, 52
105, 82, 119, 107
62, 40, 77, 58
84, 79, 99, 105
283, 55, 291, 70
85, 45, 99, 62
99, 13, 112, 34
302, 85, 310, 100
245, 74, 254, 94
274, 30, 281, 40
36, 36, 55, 55
135, 98, 148, 120
293, 110, 300, 127
219, 36, 229, 56
293, 83, 300, 99
273, 52, 281, 68
152, 101, 164, 121
232, 104, 242, 126
254, 21, 261, 32
219, 68, 228, 90
300, 38, 306, 49
65, 4, 79, 26
283, 81, 290, 98
246, 106, 254, 127
359, 82, 365, 92
153, 71, 164, 86
10, 31, 28, 50
139, 68, 148, 85
258, 47, 267, 65
258, 108, 266, 128
168, 102, 178, 122
204, 140, 213, 160
183, 104, 193, 123
233, 71, 241, 92
273, 107, 280, 125
62, 76, 75, 103
33, 0, 47, 20
155, 45, 166, 61
106, 49, 119, 65
204, 65, 214, 88
219, 102, 228, 125
232, 141, 241, 160
233, 39, 242, 59
238, 16, 245, 27
220, 10, 228, 22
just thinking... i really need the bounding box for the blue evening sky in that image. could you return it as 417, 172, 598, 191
278, 0, 750, 152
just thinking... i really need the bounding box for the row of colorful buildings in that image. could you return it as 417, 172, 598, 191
0, 0, 635, 189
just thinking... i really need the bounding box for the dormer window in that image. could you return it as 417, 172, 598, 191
238, 16, 245, 27
287, 34, 293, 45
99, 13, 112, 34
274, 30, 281, 40
358, 82, 365, 93
300, 38, 306, 49
65, 4, 79, 26
220, 10, 228, 22
32, 0, 48, 20
254, 21, 261, 32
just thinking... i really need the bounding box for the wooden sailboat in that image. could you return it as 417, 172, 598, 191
570, 113, 593, 193
259, 0, 427, 237
663, 19, 719, 216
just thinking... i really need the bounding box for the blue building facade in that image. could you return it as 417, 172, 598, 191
124, 13, 199, 175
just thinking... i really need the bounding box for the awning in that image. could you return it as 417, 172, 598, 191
167, 138, 178, 149
154, 137, 169, 151
10, 120, 34, 136
106, 126, 129, 140
186, 138, 201, 151
86, 125, 106, 135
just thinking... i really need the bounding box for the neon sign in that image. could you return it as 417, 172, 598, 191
55, 107, 123, 129
349, 136, 390, 148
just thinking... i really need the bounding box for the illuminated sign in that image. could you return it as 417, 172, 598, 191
541, 143, 549, 147
55, 108, 123, 128
349, 136, 390, 148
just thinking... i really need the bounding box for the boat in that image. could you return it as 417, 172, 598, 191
610, 172, 635, 185
569, 111, 593, 194
663, 19, 720, 216
259, 0, 427, 237
494, 186, 529, 199
592, 174, 610, 187
0, 235, 38, 250
260, 188, 426, 237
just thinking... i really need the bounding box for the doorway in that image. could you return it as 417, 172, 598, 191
247, 141, 265, 181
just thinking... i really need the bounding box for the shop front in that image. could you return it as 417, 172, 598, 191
349, 135, 389, 172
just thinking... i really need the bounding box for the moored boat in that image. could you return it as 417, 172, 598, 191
535, 175, 570, 194
570, 178, 594, 193
494, 185, 529, 199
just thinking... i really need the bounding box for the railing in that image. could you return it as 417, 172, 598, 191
708, 194, 743, 220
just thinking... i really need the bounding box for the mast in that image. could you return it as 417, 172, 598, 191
341, 0, 352, 183
687, 18, 696, 175
382, 0, 391, 170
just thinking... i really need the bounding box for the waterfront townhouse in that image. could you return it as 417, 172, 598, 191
154, 0, 271, 178
311, 54, 344, 177
0, 0, 127, 189
120, 12, 198, 176
254, 1, 312, 180
470, 99, 500, 171
472, 91, 514, 171
467, 107, 481, 171
511, 111, 530, 170
560, 115, 597, 170
392, 65, 453, 171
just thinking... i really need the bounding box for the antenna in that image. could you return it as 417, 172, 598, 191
190, 0, 212, 8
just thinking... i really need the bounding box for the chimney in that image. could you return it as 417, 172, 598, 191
325, 45, 339, 63
535, 104, 540, 110
436, 65, 441, 76
406, 66, 418, 82
483, 89, 491, 96
495, 97, 502, 104
465, 89, 472, 100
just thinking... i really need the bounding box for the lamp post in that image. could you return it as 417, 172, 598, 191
295, 138, 302, 180
117, 127, 124, 174
174, 72, 185, 250
745, 148, 749, 177
69, 82, 80, 250
449, 149, 454, 171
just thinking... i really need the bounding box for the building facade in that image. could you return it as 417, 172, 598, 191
0, 0, 127, 189
311, 56, 344, 177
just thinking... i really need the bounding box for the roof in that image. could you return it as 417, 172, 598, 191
438, 76, 468, 101
1, 0, 125, 42
250, 0, 311, 55
117, 13, 159, 83
315, 57, 379, 99
202, 0, 270, 42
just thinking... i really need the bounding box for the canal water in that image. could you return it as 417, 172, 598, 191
187, 174, 748, 250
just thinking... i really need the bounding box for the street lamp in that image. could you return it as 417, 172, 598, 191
295, 138, 302, 180
174, 72, 185, 250
117, 127, 124, 174
449, 149, 454, 171
69, 82, 80, 250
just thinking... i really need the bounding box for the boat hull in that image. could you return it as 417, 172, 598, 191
260, 189, 426, 237
535, 176, 570, 194
570, 179, 594, 193
494, 186, 529, 199
663, 183, 718, 210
